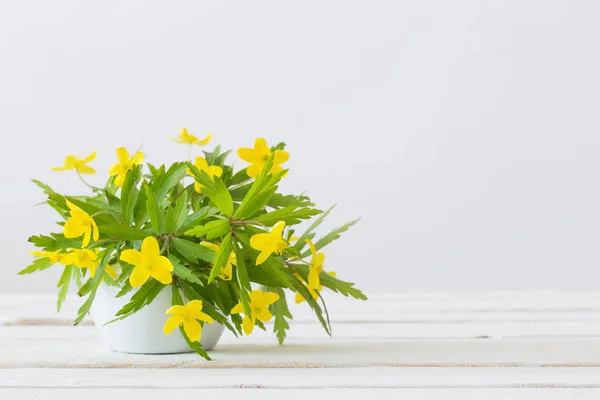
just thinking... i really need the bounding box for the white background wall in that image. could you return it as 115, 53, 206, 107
1, 1, 599, 294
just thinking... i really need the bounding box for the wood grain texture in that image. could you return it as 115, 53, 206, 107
2, 292, 599, 398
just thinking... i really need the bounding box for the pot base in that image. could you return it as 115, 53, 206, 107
91, 285, 224, 355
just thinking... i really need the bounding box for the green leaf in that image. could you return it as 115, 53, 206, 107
171, 284, 211, 360
28, 233, 83, 251
268, 193, 314, 209
144, 184, 164, 234
293, 204, 336, 252
95, 221, 151, 241
180, 206, 215, 232
56, 265, 73, 312
184, 219, 230, 240
302, 218, 361, 257
209, 233, 232, 283
270, 287, 291, 345
133, 185, 148, 227
253, 206, 322, 226
120, 165, 142, 224
188, 166, 234, 217
108, 279, 164, 323
171, 238, 215, 263
152, 162, 188, 204
232, 239, 252, 292
18, 257, 53, 275
234, 157, 285, 220
74, 247, 113, 325
166, 191, 189, 234
170, 255, 203, 285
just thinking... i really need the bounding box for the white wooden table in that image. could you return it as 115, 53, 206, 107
2, 292, 600, 399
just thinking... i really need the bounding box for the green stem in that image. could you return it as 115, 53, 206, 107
76, 170, 102, 193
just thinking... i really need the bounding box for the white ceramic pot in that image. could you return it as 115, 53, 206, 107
91, 284, 224, 354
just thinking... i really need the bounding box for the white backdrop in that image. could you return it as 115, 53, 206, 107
1, 1, 599, 294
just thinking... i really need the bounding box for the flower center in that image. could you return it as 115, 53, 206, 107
275, 240, 288, 255
252, 306, 262, 315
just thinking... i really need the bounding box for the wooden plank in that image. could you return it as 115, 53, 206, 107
0, 388, 598, 400
3, 367, 600, 388
1, 326, 600, 368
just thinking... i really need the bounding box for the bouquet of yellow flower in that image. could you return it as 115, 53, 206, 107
23, 129, 366, 359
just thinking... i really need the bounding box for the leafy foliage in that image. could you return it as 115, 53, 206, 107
26, 135, 366, 358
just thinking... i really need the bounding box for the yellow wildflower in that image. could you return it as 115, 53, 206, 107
306, 239, 325, 290
231, 290, 280, 335
52, 151, 97, 175
295, 271, 336, 304
119, 236, 173, 287
249, 221, 288, 265
163, 299, 214, 342
170, 128, 211, 146
30, 250, 66, 265
63, 200, 99, 248
237, 138, 289, 178
105, 264, 118, 279
199, 241, 236, 280
108, 147, 144, 187
187, 156, 223, 193
63, 248, 100, 277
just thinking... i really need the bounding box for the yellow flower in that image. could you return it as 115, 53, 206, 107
105, 264, 118, 279
237, 138, 289, 178
294, 271, 336, 304
30, 250, 66, 265
170, 128, 211, 146
63, 200, 99, 248
306, 239, 325, 290
63, 248, 100, 277
249, 221, 289, 265
119, 236, 173, 288
163, 299, 214, 342
199, 241, 236, 280
231, 290, 280, 335
187, 156, 223, 193
108, 147, 144, 187
52, 151, 97, 175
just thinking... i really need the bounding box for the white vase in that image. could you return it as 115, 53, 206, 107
90, 284, 225, 354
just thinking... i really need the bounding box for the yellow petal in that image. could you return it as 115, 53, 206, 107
242, 315, 254, 335
250, 233, 270, 251
76, 164, 96, 175
308, 268, 320, 289
166, 305, 186, 315
108, 162, 122, 176
195, 156, 209, 170
114, 172, 126, 188
194, 181, 204, 193
105, 265, 118, 279
273, 150, 289, 165
116, 147, 131, 164
208, 165, 223, 178
88, 262, 97, 278
194, 133, 211, 146
63, 217, 86, 239
219, 262, 232, 280
295, 292, 305, 304
261, 292, 280, 306
82, 151, 97, 164
328, 271, 337, 278
255, 250, 271, 265
237, 147, 258, 163
129, 266, 151, 287
141, 237, 160, 258
193, 311, 214, 324
131, 152, 144, 165
81, 228, 91, 248
150, 257, 173, 285
169, 137, 184, 144
246, 162, 263, 178
231, 303, 244, 314
163, 315, 184, 335
120, 249, 143, 266
254, 308, 272, 322
306, 239, 317, 257
185, 299, 203, 313
253, 138, 270, 157
199, 241, 219, 252
271, 221, 286, 238
65, 199, 78, 211
91, 218, 99, 242
183, 319, 202, 341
